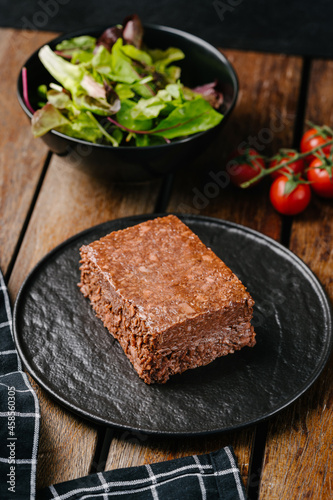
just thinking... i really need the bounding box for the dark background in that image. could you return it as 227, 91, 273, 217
1, 0, 332, 58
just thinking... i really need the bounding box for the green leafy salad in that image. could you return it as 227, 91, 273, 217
29, 15, 224, 147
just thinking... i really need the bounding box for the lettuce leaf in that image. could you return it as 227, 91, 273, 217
122, 14, 143, 48
152, 97, 223, 139
38, 45, 84, 96
116, 99, 153, 131
95, 26, 123, 52
114, 83, 135, 100
58, 112, 104, 142
55, 36, 96, 53
90, 45, 113, 75
46, 89, 76, 112
33, 17, 224, 147
71, 50, 95, 64
148, 47, 185, 70
191, 80, 224, 109
121, 44, 152, 65
31, 103, 71, 137
31, 100, 107, 143
130, 86, 179, 120
110, 39, 141, 83
74, 94, 120, 115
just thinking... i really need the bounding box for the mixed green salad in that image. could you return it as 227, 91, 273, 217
27, 15, 224, 147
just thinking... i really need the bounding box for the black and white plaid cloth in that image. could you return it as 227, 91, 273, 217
37, 447, 247, 500
0, 269, 247, 500
0, 270, 40, 499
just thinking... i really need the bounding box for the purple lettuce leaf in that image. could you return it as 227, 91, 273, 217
191, 80, 224, 109
95, 26, 123, 53
95, 13, 143, 53
122, 14, 144, 49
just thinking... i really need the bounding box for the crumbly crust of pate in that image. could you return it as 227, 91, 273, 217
79, 215, 256, 384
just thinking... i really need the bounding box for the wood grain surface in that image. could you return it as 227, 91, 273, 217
8, 154, 161, 487
104, 49, 304, 493
106, 428, 255, 488
3, 26, 332, 497
0, 29, 57, 276
167, 49, 302, 240
259, 59, 333, 500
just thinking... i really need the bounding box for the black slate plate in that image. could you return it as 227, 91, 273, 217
13, 214, 333, 435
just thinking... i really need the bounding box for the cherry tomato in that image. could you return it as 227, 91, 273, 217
269, 176, 311, 215
300, 128, 332, 164
269, 150, 305, 180
307, 158, 333, 198
227, 148, 265, 187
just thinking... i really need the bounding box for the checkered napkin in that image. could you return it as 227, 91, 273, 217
37, 447, 247, 500
0, 269, 247, 500
0, 270, 40, 499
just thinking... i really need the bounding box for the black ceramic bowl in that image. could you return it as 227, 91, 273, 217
17, 25, 238, 182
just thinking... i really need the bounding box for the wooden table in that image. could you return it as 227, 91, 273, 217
1, 28, 332, 499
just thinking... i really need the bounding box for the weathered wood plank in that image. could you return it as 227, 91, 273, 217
29, 376, 99, 489
105, 49, 303, 491
0, 28, 57, 275
105, 428, 254, 488
168, 49, 302, 239
8, 153, 161, 488
259, 59, 333, 500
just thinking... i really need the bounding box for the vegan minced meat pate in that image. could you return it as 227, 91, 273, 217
78, 215, 256, 384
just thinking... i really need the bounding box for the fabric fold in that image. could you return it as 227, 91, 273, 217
0, 270, 40, 500
37, 446, 247, 499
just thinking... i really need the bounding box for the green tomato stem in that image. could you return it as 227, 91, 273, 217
240, 139, 333, 189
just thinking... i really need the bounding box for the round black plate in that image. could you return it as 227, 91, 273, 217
13, 214, 333, 435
